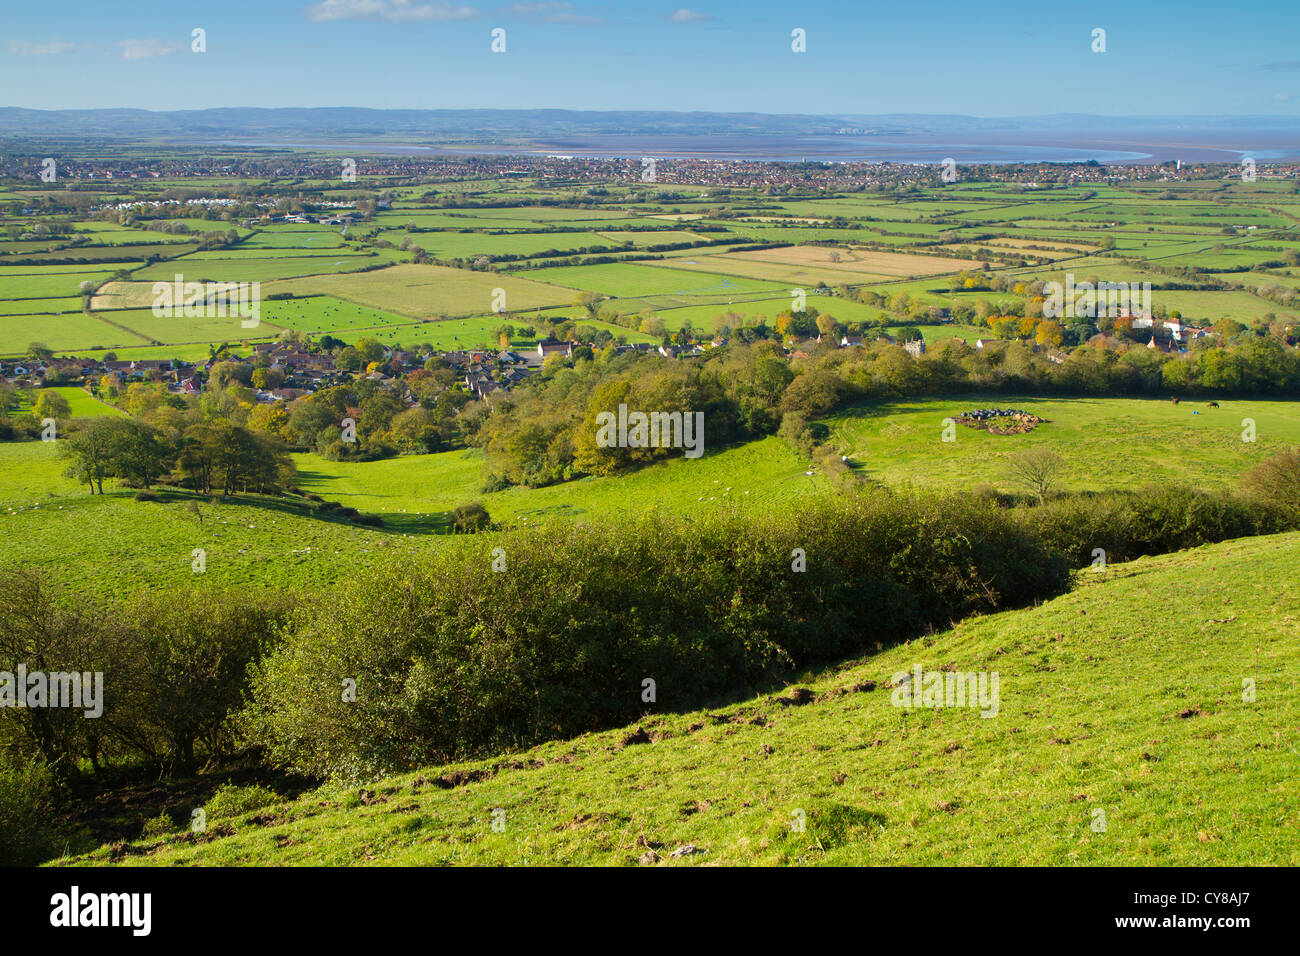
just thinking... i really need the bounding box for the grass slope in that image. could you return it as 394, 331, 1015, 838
0, 436, 820, 593
62, 532, 1300, 866
292, 436, 823, 533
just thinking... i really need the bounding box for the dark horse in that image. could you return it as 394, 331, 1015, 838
1209, 401, 1220, 408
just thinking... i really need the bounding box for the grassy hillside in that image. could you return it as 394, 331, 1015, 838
0, 436, 823, 593
0, 442, 401, 598
61, 532, 1300, 866
292, 435, 822, 532
824, 395, 1300, 492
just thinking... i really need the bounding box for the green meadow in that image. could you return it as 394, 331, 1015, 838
823, 395, 1300, 492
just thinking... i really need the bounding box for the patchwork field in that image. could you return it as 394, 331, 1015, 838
270, 264, 579, 318
4, 173, 1297, 361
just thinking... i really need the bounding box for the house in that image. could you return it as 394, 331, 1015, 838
464, 373, 501, 399
537, 340, 572, 360
269, 387, 310, 402
903, 339, 926, 357
840, 335, 864, 348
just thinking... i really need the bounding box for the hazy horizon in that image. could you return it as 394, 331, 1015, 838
3, 0, 1300, 116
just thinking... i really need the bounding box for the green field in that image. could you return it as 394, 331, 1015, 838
292, 435, 825, 533
823, 395, 1300, 492
271, 264, 579, 318
0, 442, 397, 599
515, 262, 792, 298
0, 311, 138, 351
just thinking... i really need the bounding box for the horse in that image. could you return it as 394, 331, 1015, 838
1208, 401, 1220, 408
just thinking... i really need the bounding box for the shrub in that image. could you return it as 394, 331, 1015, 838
1240, 447, 1300, 524
202, 783, 281, 821
451, 502, 491, 533
244, 490, 1069, 779
0, 755, 57, 865
1026, 485, 1272, 567
0, 571, 290, 778
140, 811, 176, 839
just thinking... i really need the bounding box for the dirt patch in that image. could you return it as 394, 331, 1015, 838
775, 687, 816, 707
621, 726, 653, 747
421, 768, 495, 790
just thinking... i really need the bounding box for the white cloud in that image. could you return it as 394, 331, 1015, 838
304, 0, 480, 22
120, 39, 183, 60
669, 8, 713, 23
9, 39, 77, 56
503, 2, 603, 24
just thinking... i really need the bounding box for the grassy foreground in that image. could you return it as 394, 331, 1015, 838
61, 531, 1300, 866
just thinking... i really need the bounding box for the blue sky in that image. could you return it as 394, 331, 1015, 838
3, 0, 1299, 116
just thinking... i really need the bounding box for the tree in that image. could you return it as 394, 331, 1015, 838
61, 418, 119, 494
638, 315, 665, 337
110, 420, 171, 489
1036, 320, 1065, 348
98, 373, 122, 399
353, 337, 386, 365
574, 291, 601, 320
1004, 447, 1064, 504
32, 390, 71, 423
815, 312, 841, 339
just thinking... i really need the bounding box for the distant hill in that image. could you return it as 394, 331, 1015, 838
2, 106, 1298, 144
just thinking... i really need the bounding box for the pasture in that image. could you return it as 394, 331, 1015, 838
824, 395, 1300, 492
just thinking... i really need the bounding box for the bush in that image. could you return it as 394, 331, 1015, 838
451, 502, 491, 533
0, 755, 57, 865
1026, 484, 1274, 567
202, 783, 281, 821
1240, 447, 1300, 524
244, 490, 1069, 779
481, 473, 511, 494
0, 571, 290, 778
140, 811, 176, 839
